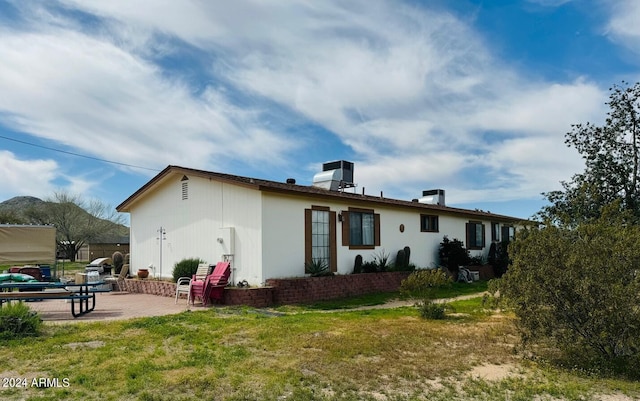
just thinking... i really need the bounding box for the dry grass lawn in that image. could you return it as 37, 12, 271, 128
0, 295, 639, 400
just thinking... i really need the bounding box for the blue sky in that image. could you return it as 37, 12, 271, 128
0, 0, 638, 221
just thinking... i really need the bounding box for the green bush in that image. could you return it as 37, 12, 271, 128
172, 258, 205, 282
361, 260, 378, 273
0, 302, 42, 340
400, 268, 452, 300
438, 236, 470, 275
305, 259, 333, 277
373, 249, 391, 272
418, 300, 446, 320
502, 207, 640, 377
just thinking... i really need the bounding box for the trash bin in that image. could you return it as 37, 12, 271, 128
39, 265, 51, 281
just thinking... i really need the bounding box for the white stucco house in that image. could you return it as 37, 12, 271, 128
116, 162, 523, 286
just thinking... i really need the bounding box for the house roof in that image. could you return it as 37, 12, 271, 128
116, 165, 526, 223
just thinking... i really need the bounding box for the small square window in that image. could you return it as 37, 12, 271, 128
420, 215, 439, 232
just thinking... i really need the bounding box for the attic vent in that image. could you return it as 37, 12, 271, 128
181, 176, 189, 200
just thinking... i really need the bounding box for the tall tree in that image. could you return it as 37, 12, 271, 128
539, 81, 640, 226
26, 191, 126, 261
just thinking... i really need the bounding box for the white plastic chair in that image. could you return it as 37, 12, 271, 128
175, 263, 210, 304
174, 276, 192, 304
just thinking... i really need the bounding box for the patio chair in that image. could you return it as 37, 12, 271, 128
190, 262, 231, 306
174, 263, 211, 304
105, 263, 129, 291
174, 276, 192, 304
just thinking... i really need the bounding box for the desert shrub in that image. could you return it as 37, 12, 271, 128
353, 254, 363, 274
0, 302, 42, 340
488, 240, 510, 277
395, 249, 407, 270
418, 300, 446, 320
481, 278, 504, 309
361, 260, 378, 273
502, 207, 640, 377
112, 251, 124, 274
373, 249, 391, 272
305, 259, 333, 277
400, 268, 452, 300
172, 258, 205, 282
438, 236, 470, 275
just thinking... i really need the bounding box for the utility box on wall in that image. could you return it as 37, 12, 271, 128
217, 227, 235, 256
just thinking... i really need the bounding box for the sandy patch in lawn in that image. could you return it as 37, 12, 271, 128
467, 363, 519, 381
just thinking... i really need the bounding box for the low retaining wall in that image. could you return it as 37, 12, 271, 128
122, 279, 175, 297
466, 265, 495, 281
223, 287, 275, 307
122, 271, 412, 307
265, 272, 412, 305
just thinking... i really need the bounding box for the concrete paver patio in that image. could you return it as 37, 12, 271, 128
26, 292, 199, 324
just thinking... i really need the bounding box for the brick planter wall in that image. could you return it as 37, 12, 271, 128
119, 272, 411, 307
223, 287, 275, 307
122, 279, 176, 297
265, 272, 411, 305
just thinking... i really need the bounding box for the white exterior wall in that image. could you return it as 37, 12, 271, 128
127, 172, 516, 284
127, 174, 262, 282
260, 193, 506, 280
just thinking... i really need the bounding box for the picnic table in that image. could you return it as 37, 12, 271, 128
0, 280, 111, 318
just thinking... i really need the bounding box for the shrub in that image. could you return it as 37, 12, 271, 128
361, 260, 379, 273
488, 240, 510, 277
172, 258, 205, 282
391, 247, 415, 271
502, 207, 640, 377
373, 249, 391, 272
395, 249, 407, 270
305, 259, 333, 277
112, 251, 124, 274
418, 300, 446, 320
438, 236, 470, 275
400, 268, 452, 300
0, 302, 42, 340
353, 254, 363, 274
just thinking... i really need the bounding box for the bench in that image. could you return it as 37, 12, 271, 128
0, 289, 101, 318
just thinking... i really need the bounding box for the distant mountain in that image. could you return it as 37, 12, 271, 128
0, 196, 129, 237
0, 196, 45, 210
0, 196, 46, 223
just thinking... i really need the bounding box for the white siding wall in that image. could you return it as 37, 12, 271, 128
128, 174, 262, 282
260, 193, 503, 280
129, 175, 512, 284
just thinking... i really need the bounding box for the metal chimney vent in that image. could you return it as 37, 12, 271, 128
418, 189, 445, 205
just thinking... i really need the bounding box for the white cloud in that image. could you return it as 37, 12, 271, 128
605, 0, 640, 58
0, 151, 59, 200
0, 16, 298, 174
0, 0, 615, 212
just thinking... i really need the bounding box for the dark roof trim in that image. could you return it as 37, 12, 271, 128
116, 165, 526, 223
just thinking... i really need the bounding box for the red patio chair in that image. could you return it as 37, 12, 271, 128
190, 262, 230, 305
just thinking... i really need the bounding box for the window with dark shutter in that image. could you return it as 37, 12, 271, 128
342, 208, 380, 249
466, 221, 485, 250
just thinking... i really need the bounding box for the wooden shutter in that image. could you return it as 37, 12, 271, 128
341, 210, 350, 246
304, 209, 312, 268
329, 211, 337, 272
